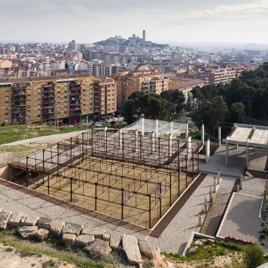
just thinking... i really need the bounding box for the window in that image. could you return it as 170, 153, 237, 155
37, 88, 41, 92
5, 113, 8, 116
5, 102, 8, 106
5, 90, 8, 94
5, 96, 8, 100
27, 89, 31, 93
37, 110, 40, 113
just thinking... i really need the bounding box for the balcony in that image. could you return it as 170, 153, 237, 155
13, 102, 26, 107
12, 90, 26, 96
70, 91, 81, 96
43, 94, 55, 98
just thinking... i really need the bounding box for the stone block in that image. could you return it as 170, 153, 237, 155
49, 220, 65, 236
102, 231, 110, 241
75, 235, 95, 247
109, 232, 122, 250
18, 226, 38, 238
152, 246, 160, 259
138, 239, 154, 258
122, 234, 142, 264
37, 217, 53, 229
84, 239, 112, 256
62, 233, 76, 244
188, 246, 197, 255
35, 228, 50, 240
82, 226, 104, 237
0, 211, 12, 229
24, 215, 39, 226
8, 211, 24, 227
62, 222, 82, 236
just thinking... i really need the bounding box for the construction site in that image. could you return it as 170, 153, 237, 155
8, 119, 201, 229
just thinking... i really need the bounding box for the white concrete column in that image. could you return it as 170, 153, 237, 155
103, 126, 107, 140
119, 129, 123, 149
186, 120, 189, 138
170, 121, 173, 137
218, 126, 221, 147
187, 136, 192, 159
168, 133, 172, 157
225, 140, 229, 166
209, 189, 213, 202
141, 118, 145, 136
246, 141, 249, 168
240, 175, 243, 190
201, 123, 205, 145
205, 138, 210, 163
155, 119, 159, 138
134, 130, 138, 152
217, 169, 221, 184
151, 131, 155, 154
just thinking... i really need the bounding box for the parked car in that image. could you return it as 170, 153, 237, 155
91, 122, 102, 127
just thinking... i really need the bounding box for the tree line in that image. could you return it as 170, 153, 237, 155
124, 90, 185, 124
124, 62, 268, 136
191, 62, 268, 135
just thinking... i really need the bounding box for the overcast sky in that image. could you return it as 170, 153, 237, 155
0, 0, 267, 45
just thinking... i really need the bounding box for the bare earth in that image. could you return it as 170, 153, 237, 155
0, 244, 76, 268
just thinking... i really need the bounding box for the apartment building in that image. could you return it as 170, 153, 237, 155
196, 64, 245, 85
0, 75, 116, 125
113, 69, 169, 111
93, 78, 116, 121
168, 79, 205, 100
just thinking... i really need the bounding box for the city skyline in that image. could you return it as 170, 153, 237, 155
0, 0, 268, 45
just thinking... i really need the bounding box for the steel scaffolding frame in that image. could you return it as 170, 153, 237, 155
9, 129, 201, 228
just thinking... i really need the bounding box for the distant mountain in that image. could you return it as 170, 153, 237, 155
94, 35, 168, 49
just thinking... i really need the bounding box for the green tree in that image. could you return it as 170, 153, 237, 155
124, 91, 174, 124
244, 245, 265, 268
160, 89, 185, 114
230, 102, 245, 123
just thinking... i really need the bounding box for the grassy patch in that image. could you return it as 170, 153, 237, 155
177, 127, 201, 140
0, 230, 117, 268
162, 239, 246, 267
0, 125, 92, 145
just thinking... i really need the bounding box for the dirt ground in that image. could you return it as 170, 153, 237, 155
0, 143, 47, 167
0, 244, 76, 268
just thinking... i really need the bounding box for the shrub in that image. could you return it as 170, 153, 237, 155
244, 245, 265, 268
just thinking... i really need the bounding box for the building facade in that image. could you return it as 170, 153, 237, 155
0, 75, 116, 125
113, 69, 169, 112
